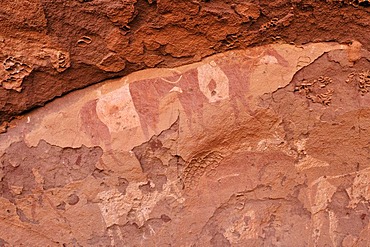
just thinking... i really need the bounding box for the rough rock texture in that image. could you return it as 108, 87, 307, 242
1, 42, 370, 246
0, 0, 370, 126
2, 0, 370, 246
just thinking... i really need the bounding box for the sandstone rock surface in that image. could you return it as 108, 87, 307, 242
1, 42, 370, 246
0, 0, 369, 126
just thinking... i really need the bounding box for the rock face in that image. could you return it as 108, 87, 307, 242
0, 0, 370, 126
1, 41, 370, 246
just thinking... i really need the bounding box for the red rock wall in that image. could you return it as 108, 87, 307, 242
1, 42, 370, 246
0, 0, 369, 125
1, 1, 370, 246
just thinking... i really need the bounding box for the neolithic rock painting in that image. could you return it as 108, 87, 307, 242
80, 99, 111, 147
197, 61, 230, 103
3, 43, 370, 246
79, 84, 143, 168
96, 84, 141, 134
129, 46, 291, 137
129, 68, 211, 136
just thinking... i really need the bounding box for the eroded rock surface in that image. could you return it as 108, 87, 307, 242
1, 42, 370, 246
0, 0, 370, 125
